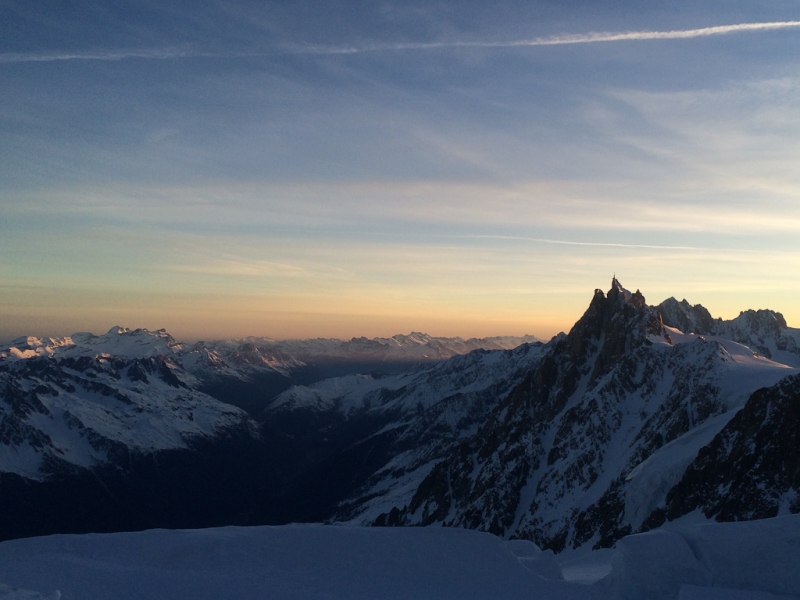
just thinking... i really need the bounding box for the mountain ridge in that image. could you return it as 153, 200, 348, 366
2, 280, 798, 549
332, 279, 799, 552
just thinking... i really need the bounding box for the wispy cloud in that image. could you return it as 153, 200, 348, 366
0, 48, 211, 64
3, 21, 799, 63
7, 178, 800, 236
467, 235, 714, 252
169, 255, 355, 281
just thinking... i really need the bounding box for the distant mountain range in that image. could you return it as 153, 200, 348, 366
2, 280, 798, 552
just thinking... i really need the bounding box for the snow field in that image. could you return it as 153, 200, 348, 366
606, 514, 800, 600
1, 515, 799, 600
0, 525, 589, 600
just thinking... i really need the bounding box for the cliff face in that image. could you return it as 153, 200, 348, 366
656, 297, 719, 336
658, 372, 800, 524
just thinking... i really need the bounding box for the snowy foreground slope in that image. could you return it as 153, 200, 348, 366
2, 516, 800, 600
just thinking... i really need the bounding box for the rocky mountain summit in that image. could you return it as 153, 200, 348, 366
657, 298, 800, 367
333, 280, 798, 552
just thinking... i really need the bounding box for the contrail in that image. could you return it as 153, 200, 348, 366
0, 49, 213, 63
2, 21, 799, 63
292, 20, 800, 54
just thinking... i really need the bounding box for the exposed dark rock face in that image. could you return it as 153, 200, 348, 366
657, 298, 719, 336
315, 343, 547, 526
658, 373, 800, 523
365, 280, 745, 551
716, 310, 798, 365
658, 298, 800, 367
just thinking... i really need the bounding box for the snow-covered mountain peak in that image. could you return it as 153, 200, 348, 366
10, 336, 44, 349
2, 336, 76, 359
387, 332, 436, 347
656, 297, 718, 336
1, 327, 189, 365
182, 339, 305, 377
66, 327, 182, 359
0, 333, 256, 481
731, 308, 788, 331
657, 297, 800, 367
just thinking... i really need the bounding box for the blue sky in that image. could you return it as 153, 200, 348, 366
2, 1, 800, 340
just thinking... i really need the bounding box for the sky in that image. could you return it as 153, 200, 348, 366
2, 1, 800, 341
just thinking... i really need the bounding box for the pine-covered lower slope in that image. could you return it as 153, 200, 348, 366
339, 280, 798, 552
